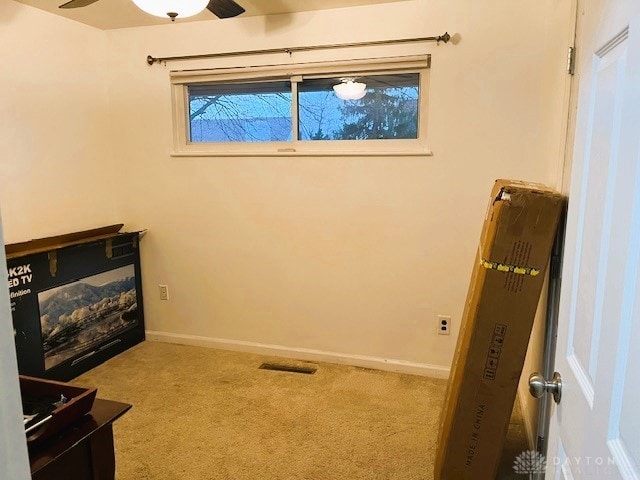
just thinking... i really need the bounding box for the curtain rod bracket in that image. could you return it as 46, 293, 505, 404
437, 32, 451, 45
146, 32, 453, 66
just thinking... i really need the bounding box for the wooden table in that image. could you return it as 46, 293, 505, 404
29, 398, 131, 480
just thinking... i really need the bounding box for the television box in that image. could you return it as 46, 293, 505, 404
6, 225, 145, 381
434, 180, 564, 480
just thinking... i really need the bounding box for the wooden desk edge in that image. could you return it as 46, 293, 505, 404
29, 398, 132, 475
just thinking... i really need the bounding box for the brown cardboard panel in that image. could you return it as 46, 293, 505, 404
5, 224, 125, 259
435, 180, 564, 480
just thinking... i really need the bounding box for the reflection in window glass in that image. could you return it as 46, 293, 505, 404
189, 81, 292, 142
298, 73, 420, 141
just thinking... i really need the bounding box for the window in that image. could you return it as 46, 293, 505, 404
297, 74, 420, 141
189, 81, 292, 142
171, 56, 430, 156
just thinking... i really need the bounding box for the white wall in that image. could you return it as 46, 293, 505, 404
0, 0, 116, 243
103, 0, 574, 373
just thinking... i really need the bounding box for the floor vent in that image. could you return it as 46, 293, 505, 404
259, 362, 317, 375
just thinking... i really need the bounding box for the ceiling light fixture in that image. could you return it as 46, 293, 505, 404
333, 78, 367, 100
131, 0, 209, 21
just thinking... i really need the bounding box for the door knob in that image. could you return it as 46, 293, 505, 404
528, 371, 562, 404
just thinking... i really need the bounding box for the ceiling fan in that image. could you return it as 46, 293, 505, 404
59, 0, 245, 21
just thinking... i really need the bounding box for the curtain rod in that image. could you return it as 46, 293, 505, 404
146, 32, 451, 66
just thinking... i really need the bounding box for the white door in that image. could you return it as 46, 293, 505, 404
0, 211, 30, 480
547, 0, 640, 478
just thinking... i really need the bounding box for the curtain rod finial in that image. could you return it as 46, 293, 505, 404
448, 33, 461, 45
147, 55, 157, 66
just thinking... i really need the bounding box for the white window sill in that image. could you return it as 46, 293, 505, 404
170, 149, 433, 158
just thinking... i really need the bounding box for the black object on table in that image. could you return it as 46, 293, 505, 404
29, 398, 131, 480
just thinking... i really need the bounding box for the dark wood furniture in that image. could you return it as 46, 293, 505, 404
21, 375, 98, 445
29, 398, 131, 480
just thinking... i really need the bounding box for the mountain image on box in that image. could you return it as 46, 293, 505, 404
39, 265, 138, 371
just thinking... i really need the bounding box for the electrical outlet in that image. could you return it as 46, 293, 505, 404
437, 315, 451, 335
159, 285, 169, 301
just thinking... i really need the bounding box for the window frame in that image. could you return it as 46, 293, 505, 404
170, 55, 431, 157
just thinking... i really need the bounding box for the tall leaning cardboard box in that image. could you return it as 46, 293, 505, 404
435, 180, 564, 480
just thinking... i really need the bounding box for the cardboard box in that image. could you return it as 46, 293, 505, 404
6, 225, 146, 381
435, 180, 564, 480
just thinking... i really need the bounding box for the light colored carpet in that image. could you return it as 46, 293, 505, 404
73, 341, 528, 479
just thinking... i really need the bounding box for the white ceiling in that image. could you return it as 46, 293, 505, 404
14, 0, 408, 30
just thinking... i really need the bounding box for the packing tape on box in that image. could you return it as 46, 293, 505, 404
480, 258, 540, 276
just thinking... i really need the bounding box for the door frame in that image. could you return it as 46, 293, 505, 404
534, 0, 581, 463
0, 210, 31, 480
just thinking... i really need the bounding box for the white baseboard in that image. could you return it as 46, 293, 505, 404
518, 386, 537, 450
145, 330, 450, 379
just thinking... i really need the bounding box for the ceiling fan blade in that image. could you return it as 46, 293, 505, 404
206, 0, 245, 19
59, 0, 100, 8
